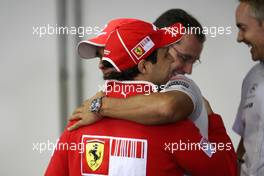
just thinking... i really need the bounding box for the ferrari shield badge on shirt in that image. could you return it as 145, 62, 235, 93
86, 139, 105, 171
81, 135, 147, 176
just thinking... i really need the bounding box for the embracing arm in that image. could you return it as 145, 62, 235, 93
68, 91, 194, 130
100, 91, 194, 125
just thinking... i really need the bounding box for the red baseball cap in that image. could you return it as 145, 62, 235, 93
102, 20, 184, 72
78, 18, 139, 59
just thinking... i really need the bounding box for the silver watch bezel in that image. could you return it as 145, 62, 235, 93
90, 97, 103, 113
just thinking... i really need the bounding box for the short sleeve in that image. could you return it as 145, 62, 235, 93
256, 83, 264, 125
232, 100, 245, 137
232, 80, 247, 137
162, 75, 203, 121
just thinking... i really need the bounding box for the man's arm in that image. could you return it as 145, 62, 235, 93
100, 91, 193, 125
69, 90, 194, 128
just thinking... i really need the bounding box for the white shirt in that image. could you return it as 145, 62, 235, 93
162, 74, 209, 139
233, 62, 264, 176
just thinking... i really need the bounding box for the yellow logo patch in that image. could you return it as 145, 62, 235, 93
134, 46, 144, 56
86, 140, 105, 171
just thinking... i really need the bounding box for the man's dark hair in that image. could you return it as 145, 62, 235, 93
154, 9, 206, 43
103, 50, 158, 80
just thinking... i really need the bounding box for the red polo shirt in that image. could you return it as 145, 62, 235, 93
45, 80, 237, 176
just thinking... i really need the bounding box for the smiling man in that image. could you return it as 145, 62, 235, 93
71, 9, 207, 133
233, 0, 264, 175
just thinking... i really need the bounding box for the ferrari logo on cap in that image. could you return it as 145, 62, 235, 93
131, 36, 154, 60
86, 140, 105, 171
134, 46, 144, 56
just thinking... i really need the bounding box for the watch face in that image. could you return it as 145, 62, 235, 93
91, 100, 96, 111
90, 98, 101, 112
90, 99, 97, 112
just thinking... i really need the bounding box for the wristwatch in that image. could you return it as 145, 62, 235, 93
90, 96, 104, 113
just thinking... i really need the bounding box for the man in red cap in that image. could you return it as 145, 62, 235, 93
45, 19, 236, 176
71, 10, 237, 171
69, 9, 237, 175
78, 18, 139, 78
73, 10, 214, 138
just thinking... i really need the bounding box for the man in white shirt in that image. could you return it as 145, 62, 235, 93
71, 9, 208, 138
233, 0, 264, 175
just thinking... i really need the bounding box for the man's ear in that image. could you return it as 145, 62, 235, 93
138, 60, 151, 74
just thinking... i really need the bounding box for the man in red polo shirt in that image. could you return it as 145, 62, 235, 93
71, 11, 237, 175
45, 19, 236, 176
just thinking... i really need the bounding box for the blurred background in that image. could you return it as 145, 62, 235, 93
0, 0, 254, 175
